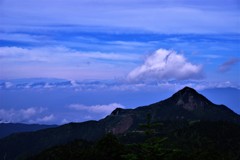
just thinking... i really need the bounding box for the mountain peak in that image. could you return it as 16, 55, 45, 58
172, 86, 199, 99
177, 86, 198, 94
170, 86, 212, 111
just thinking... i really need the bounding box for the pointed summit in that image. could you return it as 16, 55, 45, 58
177, 86, 198, 94
109, 87, 239, 123
179, 86, 196, 91
172, 86, 202, 99
170, 86, 212, 111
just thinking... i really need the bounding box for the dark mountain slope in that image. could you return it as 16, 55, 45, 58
31, 121, 240, 160
0, 123, 57, 139
0, 87, 239, 160
0, 121, 105, 160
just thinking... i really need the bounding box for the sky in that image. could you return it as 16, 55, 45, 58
0, 0, 240, 124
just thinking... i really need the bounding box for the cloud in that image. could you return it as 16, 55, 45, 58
21, 107, 39, 118
3, 82, 13, 88
0, 46, 138, 62
68, 103, 125, 114
35, 114, 55, 123
0, 33, 47, 43
219, 58, 240, 72
0, 46, 137, 79
1, 0, 239, 34
1, 78, 239, 92
0, 107, 51, 123
127, 49, 202, 81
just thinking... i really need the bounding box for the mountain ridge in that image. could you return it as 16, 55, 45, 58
0, 123, 57, 139
108, 86, 240, 127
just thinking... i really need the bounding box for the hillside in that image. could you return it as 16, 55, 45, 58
31, 121, 240, 160
0, 123, 57, 139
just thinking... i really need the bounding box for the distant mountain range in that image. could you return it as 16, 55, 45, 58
0, 87, 239, 160
0, 123, 57, 139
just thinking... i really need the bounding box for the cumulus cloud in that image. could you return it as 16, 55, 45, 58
68, 103, 125, 114
219, 58, 240, 72
127, 49, 202, 81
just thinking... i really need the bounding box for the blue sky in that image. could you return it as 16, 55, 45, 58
0, 0, 239, 124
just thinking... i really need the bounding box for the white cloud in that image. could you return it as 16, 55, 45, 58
127, 49, 202, 81
2, 78, 239, 92
68, 103, 125, 114
36, 114, 55, 123
0, 107, 49, 123
0, 33, 47, 43
20, 107, 38, 118
0, 46, 137, 79
0, 46, 139, 62
1, 0, 239, 34
61, 118, 69, 124
4, 82, 13, 88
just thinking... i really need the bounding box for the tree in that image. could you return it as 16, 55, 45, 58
95, 133, 124, 160
140, 113, 162, 137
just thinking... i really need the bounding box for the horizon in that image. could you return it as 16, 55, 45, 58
0, 86, 239, 125
0, 0, 239, 124
1, 85, 239, 125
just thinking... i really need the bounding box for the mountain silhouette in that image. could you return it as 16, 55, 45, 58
0, 87, 239, 159
0, 123, 57, 139
105, 87, 239, 134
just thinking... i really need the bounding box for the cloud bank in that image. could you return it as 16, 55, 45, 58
0, 107, 54, 123
128, 49, 202, 81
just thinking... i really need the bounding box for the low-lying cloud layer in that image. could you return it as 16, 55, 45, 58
0, 107, 54, 123
66, 103, 126, 122
68, 103, 125, 114
128, 49, 202, 81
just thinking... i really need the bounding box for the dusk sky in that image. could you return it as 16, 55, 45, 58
0, 0, 239, 124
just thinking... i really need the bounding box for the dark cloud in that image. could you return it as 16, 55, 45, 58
219, 58, 240, 72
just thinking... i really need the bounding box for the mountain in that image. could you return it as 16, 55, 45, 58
0, 121, 106, 160
0, 123, 57, 139
0, 87, 239, 160
103, 87, 240, 134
